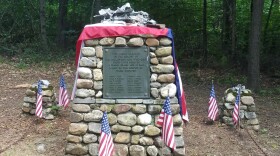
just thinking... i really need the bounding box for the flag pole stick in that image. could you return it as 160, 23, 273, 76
238, 85, 241, 131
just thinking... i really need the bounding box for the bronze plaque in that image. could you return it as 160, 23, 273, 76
103, 47, 150, 98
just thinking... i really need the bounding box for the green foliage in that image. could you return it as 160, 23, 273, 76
48, 105, 61, 115
0, 0, 279, 74
259, 87, 280, 96
215, 73, 247, 85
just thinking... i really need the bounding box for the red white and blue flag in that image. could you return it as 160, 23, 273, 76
233, 88, 241, 126
157, 96, 176, 150
99, 112, 114, 156
35, 80, 43, 118
208, 82, 218, 121
59, 75, 70, 109
174, 62, 189, 123
73, 26, 189, 122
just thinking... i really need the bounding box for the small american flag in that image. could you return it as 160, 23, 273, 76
35, 80, 43, 118
233, 88, 241, 126
208, 82, 219, 121
59, 75, 70, 109
156, 96, 176, 150
99, 112, 114, 156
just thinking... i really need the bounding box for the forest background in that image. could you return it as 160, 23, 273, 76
0, 0, 279, 92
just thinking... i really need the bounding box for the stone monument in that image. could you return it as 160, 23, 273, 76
65, 26, 186, 156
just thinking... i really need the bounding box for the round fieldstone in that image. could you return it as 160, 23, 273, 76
114, 144, 129, 156
159, 38, 172, 46
68, 123, 88, 135
148, 105, 162, 114
150, 52, 156, 57
131, 104, 146, 114
84, 110, 103, 122
111, 125, 120, 133
78, 67, 92, 79
147, 145, 158, 156
72, 104, 91, 113
160, 83, 177, 98
79, 57, 96, 67
150, 82, 161, 88
155, 47, 172, 57
108, 113, 117, 125
150, 64, 174, 74
99, 37, 115, 45
83, 134, 97, 143
81, 47, 95, 56
118, 125, 132, 132
144, 125, 160, 136
245, 112, 257, 119
95, 46, 103, 58
115, 132, 130, 143
93, 81, 103, 90
25, 89, 36, 96
66, 135, 82, 143
75, 89, 95, 98
70, 112, 83, 122
88, 122, 101, 134
77, 79, 93, 89
97, 59, 102, 68
127, 38, 144, 46
150, 74, 158, 82
85, 39, 99, 46
112, 104, 132, 114
36, 143, 46, 154
159, 55, 173, 64
129, 145, 146, 156
226, 93, 235, 103
132, 125, 144, 133
150, 57, 159, 65
173, 114, 183, 126
115, 37, 127, 46
93, 69, 103, 80
95, 91, 103, 98
151, 88, 159, 98
139, 137, 154, 145
117, 113, 137, 126
89, 143, 99, 156
42, 90, 54, 97
131, 135, 140, 144
137, 113, 152, 125
145, 38, 159, 46
241, 96, 255, 105
157, 74, 175, 83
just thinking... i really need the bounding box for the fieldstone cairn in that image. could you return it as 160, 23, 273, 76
66, 35, 186, 155
22, 81, 58, 120
220, 85, 260, 131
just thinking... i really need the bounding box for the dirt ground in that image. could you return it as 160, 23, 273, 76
0, 62, 279, 156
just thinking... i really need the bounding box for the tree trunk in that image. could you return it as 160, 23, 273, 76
263, 0, 274, 48
247, 0, 264, 91
57, 0, 68, 49
93, 0, 101, 23
90, 0, 96, 23
222, 0, 236, 64
202, 0, 208, 66
39, 0, 48, 51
